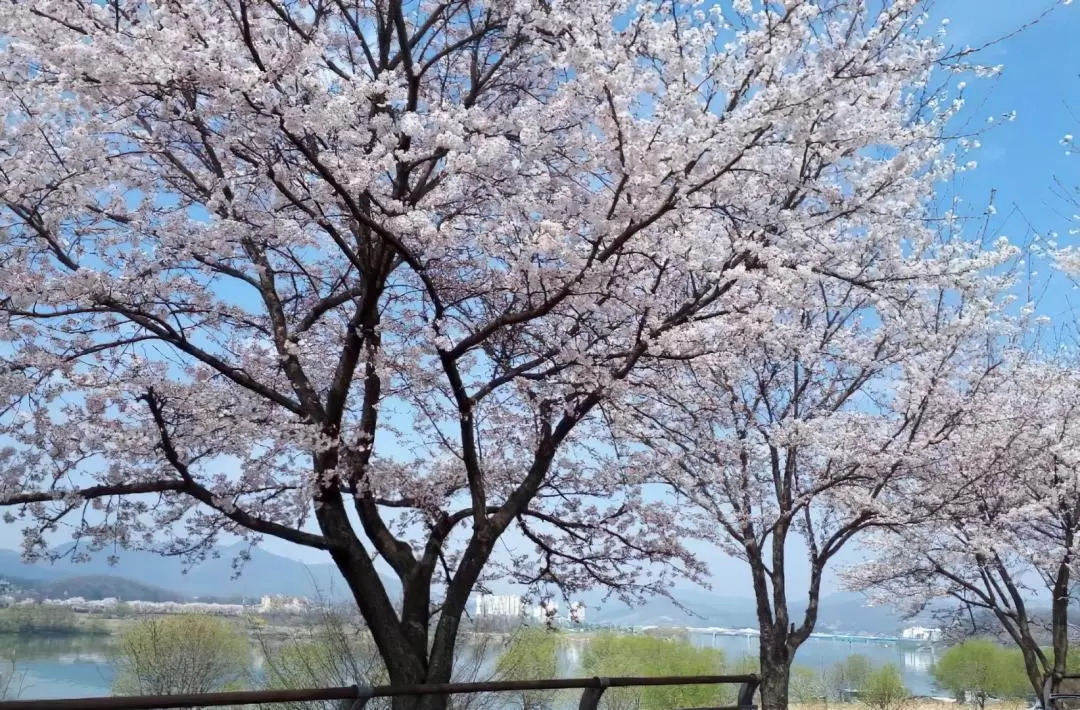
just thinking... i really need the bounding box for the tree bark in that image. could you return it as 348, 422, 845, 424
326, 517, 505, 710
758, 635, 792, 710
389, 682, 450, 710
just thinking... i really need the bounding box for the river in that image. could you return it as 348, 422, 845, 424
1, 631, 941, 701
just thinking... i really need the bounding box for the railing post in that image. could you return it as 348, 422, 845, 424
338, 685, 373, 710
736, 675, 758, 710
578, 677, 610, 710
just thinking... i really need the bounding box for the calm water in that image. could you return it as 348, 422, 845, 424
687, 633, 939, 696
4, 636, 118, 700
1, 631, 940, 701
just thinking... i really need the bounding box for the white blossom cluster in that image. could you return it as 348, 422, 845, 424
0, 0, 1056, 694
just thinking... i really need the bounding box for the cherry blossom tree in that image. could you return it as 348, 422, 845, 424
1052, 118, 1080, 278
848, 358, 1080, 705
614, 264, 1018, 708
0, 0, 1020, 705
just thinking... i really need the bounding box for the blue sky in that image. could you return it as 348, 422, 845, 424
2, 0, 1078, 602
928, 0, 1080, 326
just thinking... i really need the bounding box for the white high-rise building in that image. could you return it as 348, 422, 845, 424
901, 626, 942, 642
259, 594, 310, 614
474, 594, 523, 617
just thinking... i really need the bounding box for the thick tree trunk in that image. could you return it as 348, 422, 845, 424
758, 633, 792, 710
387, 685, 450, 710
760, 622, 794, 704
379, 644, 453, 710
331, 530, 497, 710
352, 590, 454, 710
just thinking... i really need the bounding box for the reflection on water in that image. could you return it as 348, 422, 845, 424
562, 639, 582, 667
5, 634, 115, 661
1, 631, 942, 701
688, 632, 939, 696
901, 648, 936, 673
3, 635, 117, 700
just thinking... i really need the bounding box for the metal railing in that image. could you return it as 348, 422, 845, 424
1044, 672, 1080, 709
0, 674, 760, 710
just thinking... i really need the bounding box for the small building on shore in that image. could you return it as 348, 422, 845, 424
901, 626, 942, 643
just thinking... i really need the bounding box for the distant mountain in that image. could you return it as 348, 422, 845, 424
0, 549, 66, 582
0, 543, 389, 602
0, 572, 50, 593
809, 593, 910, 635
27, 575, 186, 603
586, 591, 760, 628
0, 545, 918, 634
587, 588, 912, 635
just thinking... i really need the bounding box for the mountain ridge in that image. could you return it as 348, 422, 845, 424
0, 544, 365, 601
0, 545, 918, 633
22, 574, 188, 603
583, 588, 912, 634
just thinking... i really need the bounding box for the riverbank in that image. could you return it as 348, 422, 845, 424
0, 607, 611, 641
3, 623, 946, 703
0, 605, 108, 636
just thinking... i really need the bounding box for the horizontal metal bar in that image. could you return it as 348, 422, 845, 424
0, 675, 759, 710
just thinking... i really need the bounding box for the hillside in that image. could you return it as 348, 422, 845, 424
28, 575, 187, 603
0, 549, 66, 582
0, 545, 922, 633
0, 543, 373, 602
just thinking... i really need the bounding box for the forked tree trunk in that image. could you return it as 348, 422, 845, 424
361, 606, 457, 710
332, 540, 489, 710
381, 667, 448, 710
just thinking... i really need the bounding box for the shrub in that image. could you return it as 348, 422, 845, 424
860, 664, 909, 710
112, 614, 249, 696
0, 604, 98, 636
581, 633, 726, 710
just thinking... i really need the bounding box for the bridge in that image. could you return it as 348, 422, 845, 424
809, 632, 907, 644
688, 627, 926, 645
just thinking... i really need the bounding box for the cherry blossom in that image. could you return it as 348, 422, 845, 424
611, 255, 1018, 707
847, 358, 1080, 701
0, 1, 1022, 705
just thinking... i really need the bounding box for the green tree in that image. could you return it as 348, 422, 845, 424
727, 655, 759, 675
494, 627, 561, 710
859, 664, 908, 710
719, 654, 759, 706
260, 608, 388, 710
581, 633, 726, 710
932, 640, 1030, 708
111, 614, 249, 696
826, 654, 873, 703
258, 605, 498, 710
0, 604, 100, 636
789, 665, 826, 705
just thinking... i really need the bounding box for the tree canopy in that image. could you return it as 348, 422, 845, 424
111, 614, 249, 696
580, 633, 730, 710
0, 1, 1064, 708
931, 640, 1031, 708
